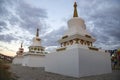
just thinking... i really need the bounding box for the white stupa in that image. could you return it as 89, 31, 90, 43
16, 42, 24, 56
45, 2, 112, 77
57, 2, 96, 50
12, 43, 24, 64
27, 28, 45, 55
22, 28, 46, 67
13, 28, 47, 67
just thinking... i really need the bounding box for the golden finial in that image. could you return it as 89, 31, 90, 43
36, 28, 39, 37
73, 1, 78, 17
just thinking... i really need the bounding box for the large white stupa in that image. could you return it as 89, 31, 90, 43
57, 2, 96, 50
45, 2, 112, 77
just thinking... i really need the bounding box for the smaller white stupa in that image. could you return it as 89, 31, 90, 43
13, 28, 47, 67
16, 42, 24, 56
26, 28, 45, 55
12, 42, 24, 64
22, 28, 46, 67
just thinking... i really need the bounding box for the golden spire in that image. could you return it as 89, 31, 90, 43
36, 28, 39, 37
73, 1, 78, 17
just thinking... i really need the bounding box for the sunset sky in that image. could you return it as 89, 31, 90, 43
0, 0, 120, 56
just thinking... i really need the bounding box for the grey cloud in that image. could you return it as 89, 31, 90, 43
0, 34, 17, 42
0, 0, 47, 43
0, 21, 7, 27
16, 0, 47, 32
42, 26, 66, 46
0, 21, 7, 32
16, 1, 46, 18
0, 0, 8, 16
77, 0, 120, 49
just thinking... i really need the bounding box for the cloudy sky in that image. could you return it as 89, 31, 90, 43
0, 0, 120, 56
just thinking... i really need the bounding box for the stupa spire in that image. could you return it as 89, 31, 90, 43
36, 28, 39, 37
73, 1, 78, 17
21, 42, 23, 48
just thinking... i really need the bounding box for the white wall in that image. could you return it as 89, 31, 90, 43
12, 56, 23, 64
78, 49, 112, 77
22, 55, 29, 66
45, 48, 112, 78
45, 48, 80, 77
22, 55, 45, 67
